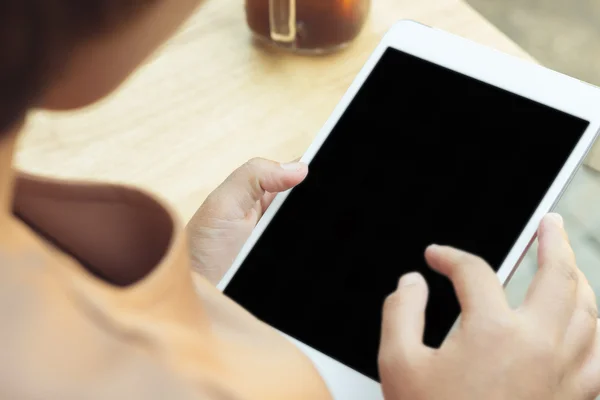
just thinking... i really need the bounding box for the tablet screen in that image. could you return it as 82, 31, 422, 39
224, 47, 589, 381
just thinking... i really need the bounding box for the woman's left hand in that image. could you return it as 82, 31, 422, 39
187, 158, 308, 285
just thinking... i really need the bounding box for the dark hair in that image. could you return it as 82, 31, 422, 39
0, 1, 154, 134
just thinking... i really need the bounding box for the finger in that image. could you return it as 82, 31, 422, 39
259, 156, 303, 211
380, 273, 430, 364
523, 214, 578, 338
260, 192, 278, 212
222, 158, 308, 213
563, 269, 598, 365
576, 320, 600, 400
425, 245, 509, 317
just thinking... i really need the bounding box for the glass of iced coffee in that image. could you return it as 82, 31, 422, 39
246, 0, 371, 54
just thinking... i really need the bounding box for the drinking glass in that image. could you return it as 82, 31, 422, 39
246, 0, 371, 54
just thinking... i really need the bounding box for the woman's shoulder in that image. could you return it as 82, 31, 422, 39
0, 177, 244, 400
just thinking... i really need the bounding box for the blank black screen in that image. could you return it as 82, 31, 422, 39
225, 48, 589, 381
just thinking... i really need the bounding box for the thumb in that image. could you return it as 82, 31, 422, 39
221, 158, 308, 212
380, 273, 429, 363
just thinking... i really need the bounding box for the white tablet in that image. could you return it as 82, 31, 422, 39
218, 20, 600, 399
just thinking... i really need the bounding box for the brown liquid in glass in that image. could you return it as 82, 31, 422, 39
246, 0, 371, 51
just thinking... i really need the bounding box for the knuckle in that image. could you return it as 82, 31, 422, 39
585, 304, 599, 321
456, 252, 488, 270
383, 286, 420, 315
383, 293, 402, 315
489, 314, 518, 335
528, 341, 556, 365
547, 259, 579, 283
453, 251, 473, 266
577, 274, 598, 319
510, 316, 558, 358
377, 349, 398, 369
527, 333, 558, 361
448, 252, 491, 284
235, 159, 257, 178
580, 280, 599, 321
581, 299, 599, 321
467, 313, 517, 340
471, 255, 492, 271
244, 157, 267, 170
378, 347, 415, 378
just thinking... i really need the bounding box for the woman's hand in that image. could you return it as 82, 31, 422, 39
187, 158, 308, 285
379, 214, 600, 400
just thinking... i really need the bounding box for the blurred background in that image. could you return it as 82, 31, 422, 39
465, 0, 600, 309
468, 0, 600, 85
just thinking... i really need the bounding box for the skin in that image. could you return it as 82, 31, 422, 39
187, 158, 308, 284
380, 215, 600, 400
2, 1, 600, 398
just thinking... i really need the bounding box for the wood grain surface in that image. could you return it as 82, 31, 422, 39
18, 0, 531, 221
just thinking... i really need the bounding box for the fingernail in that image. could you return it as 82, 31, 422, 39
426, 244, 444, 257
546, 213, 564, 228
280, 162, 303, 171
426, 244, 467, 264
398, 272, 424, 287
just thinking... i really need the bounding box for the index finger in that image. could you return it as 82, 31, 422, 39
522, 213, 578, 338
425, 245, 510, 318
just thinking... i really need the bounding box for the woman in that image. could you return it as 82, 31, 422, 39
1, 1, 599, 399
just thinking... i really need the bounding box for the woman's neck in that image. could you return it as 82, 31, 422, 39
0, 126, 18, 219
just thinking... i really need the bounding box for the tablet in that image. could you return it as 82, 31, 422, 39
218, 20, 600, 399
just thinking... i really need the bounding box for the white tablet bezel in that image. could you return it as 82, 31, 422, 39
217, 20, 600, 399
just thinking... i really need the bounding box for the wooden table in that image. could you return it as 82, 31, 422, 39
18, 0, 532, 222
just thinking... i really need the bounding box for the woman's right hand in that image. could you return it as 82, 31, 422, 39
379, 213, 600, 400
